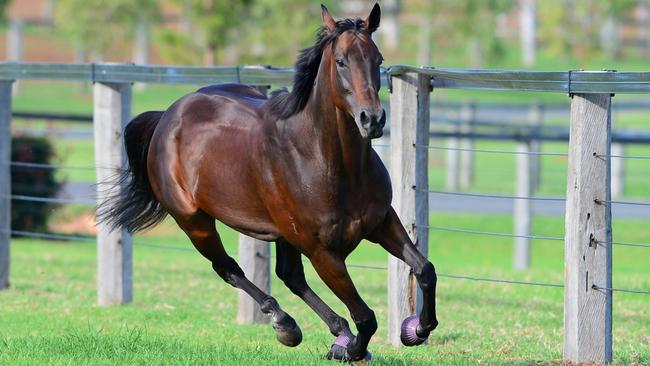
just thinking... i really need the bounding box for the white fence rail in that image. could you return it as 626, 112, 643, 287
2, 62, 650, 364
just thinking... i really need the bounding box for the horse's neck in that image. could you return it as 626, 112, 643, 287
304, 73, 370, 183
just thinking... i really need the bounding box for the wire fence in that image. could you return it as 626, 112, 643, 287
5, 108, 650, 301
6, 225, 649, 295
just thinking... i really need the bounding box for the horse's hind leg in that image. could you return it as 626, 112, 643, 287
175, 213, 302, 347
368, 207, 438, 346
275, 239, 353, 346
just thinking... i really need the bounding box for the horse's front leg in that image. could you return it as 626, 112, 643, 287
308, 250, 376, 362
368, 207, 438, 346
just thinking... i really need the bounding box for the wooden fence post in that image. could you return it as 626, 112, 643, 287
513, 140, 532, 270
528, 102, 543, 192
237, 235, 271, 324
610, 105, 624, 198
7, 20, 23, 95
372, 133, 391, 170
134, 20, 150, 65
388, 72, 430, 347
610, 143, 624, 198
237, 85, 271, 324
520, 0, 537, 67
563, 93, 612, 363
0, 81, 12, 290
7, 19, 23, 63
94, 81, 133, 306
446, 123, 459, 191
459, 101, 475, 190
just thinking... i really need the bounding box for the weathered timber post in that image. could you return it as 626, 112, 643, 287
528, 102, 543, 192
446, 115, 460, 191
459, 101, 475, 190
610, 106, 624, 198
0, 81, 13, 290
134, 20, 150, 65
133, 20, 150, 91
388, 72, 431, 347
94, 81, 133, 306
513, 140, 532, 270
7, 19, 23, 95
610, 143, 624, 198
520, 0, 537, 66
372, 133, 390, 170
237, 85, 271, 324
563, 93, 612, 363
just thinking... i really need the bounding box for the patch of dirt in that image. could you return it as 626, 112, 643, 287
50, 211, 97, 235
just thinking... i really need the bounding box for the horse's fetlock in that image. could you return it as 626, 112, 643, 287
260, 297, 279, 314
354, 310, 377, 336
330, 317, 351, 336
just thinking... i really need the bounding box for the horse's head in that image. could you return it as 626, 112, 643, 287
322, 4, 385, 139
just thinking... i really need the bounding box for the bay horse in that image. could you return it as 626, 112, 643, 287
99, 3, 437, 362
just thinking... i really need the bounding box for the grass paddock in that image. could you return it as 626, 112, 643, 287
1, 214, 648, 365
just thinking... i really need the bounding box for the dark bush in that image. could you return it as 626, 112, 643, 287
11, 136, 62, 232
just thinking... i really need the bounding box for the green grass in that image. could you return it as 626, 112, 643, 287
1, 213, 648, 365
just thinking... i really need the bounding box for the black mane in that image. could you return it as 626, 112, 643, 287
268, 18, 367, 119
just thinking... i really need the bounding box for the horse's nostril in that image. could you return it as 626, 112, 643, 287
360, 111, 367, 122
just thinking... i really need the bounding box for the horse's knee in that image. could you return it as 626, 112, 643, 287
415, 261, 437, 291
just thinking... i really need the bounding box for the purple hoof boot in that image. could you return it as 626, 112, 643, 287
326, 335, 371, 363
400, 316, 427, 347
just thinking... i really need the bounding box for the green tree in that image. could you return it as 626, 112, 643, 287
0, 0, 10, 21
538, 0, 636, 63
177, 0, 254, 66
427, 0, 515, 67
55, 0, 160, 58
239, 0, 329, 66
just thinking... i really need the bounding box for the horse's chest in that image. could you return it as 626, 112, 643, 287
315, 200, 387, 252
318, 216, 364, 248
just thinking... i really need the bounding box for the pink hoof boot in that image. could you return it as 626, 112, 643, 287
400, 316, 427, 346
327, 335, 372, 363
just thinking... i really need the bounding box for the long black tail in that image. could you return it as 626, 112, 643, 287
97, 111, 167, 233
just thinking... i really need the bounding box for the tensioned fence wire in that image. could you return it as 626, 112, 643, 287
3, 229, 565, 288
6, 194, 95, 205
6, 228, 649, 294
423, 189, 650, 207
9, 161, 96, 171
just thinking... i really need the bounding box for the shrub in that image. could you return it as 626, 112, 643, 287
10, 136, 62, 232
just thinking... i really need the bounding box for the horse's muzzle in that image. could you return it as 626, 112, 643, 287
367, 109, 386, 139
357, 108, 386, 139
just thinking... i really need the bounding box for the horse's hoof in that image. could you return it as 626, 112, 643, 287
400, 316, 427, 347
273, 315, 302, 347
326, 335, 371, 363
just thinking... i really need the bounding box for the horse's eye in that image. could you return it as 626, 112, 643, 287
335, 58, 346, 67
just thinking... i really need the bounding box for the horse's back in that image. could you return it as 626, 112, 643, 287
196, 83, 267, 103
147, 83, 278, 237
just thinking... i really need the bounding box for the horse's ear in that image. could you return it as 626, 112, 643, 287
364, 3, 381, 34
321, 4, 336, 32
